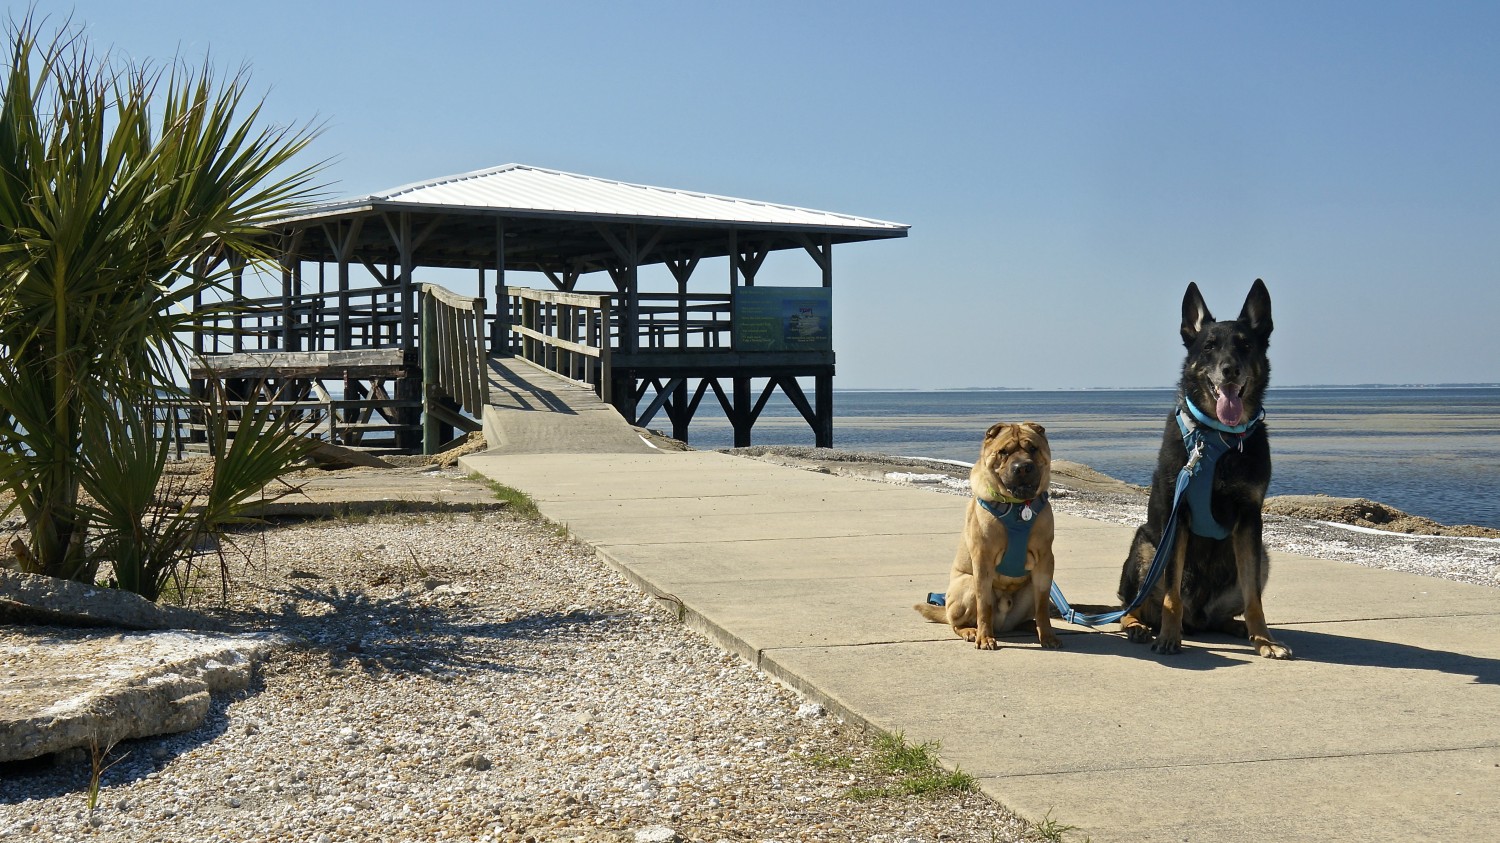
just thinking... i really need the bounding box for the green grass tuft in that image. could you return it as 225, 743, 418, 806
1032, 809, 1081, 842
469, 474, 542, 520
841, 730, 975, 800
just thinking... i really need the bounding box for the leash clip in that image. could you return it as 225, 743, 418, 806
1185, 440, 1205, 475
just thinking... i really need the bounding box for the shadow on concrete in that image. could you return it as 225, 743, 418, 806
1050, 625, 1263, 671
489, 360, 578, 415
1050, 624, 1500, 684
1279, 626, 1500, 685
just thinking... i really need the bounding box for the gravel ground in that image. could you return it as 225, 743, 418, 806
3, 450, 1497, 843
0, 467, 1037, 843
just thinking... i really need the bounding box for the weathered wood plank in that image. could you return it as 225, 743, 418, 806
192, 349, 407, 379
510, 325, 602, 358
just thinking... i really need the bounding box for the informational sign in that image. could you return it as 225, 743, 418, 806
732, 286, 831, 352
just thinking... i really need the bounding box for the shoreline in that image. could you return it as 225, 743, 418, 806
719, 444, 1500, 591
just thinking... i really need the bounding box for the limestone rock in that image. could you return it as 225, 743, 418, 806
0, 569, 217, 630
0, 629, 286, 763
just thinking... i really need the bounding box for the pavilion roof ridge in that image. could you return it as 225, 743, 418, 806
329, 163, 909, 232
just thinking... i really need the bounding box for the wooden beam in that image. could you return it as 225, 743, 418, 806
635, 376, 684, 428
359, 257, 394, 285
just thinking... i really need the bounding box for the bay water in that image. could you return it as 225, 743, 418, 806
675, 386, 1500, 530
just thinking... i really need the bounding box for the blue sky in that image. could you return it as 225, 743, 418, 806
34, 1, 1500, 389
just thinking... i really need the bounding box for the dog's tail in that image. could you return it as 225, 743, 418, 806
913, 602, 947, 623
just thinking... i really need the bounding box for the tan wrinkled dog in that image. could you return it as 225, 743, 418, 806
915, 422, 1061, 650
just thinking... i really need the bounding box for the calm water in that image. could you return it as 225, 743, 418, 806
675, 387, 1500, 530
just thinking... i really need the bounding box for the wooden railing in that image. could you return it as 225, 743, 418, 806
421, 284, 488, 452
158, 388, 421, 454
627, 292, 732, 349
193, 286, 409, 355
507, 288, 612, 400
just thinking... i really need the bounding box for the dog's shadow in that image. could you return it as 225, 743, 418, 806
1278, 626, 1500, 685
1062, 626, 1500, 685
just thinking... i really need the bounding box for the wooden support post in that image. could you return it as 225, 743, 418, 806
398, 212, 415, 352
626, 226, 640, 355
822, 234, 833, 288
599, 298, 613, 403
279, 250, 293, 352
671, 378, 689, 441
733, 376, 752, 448
421, 288, 438, 455
493, 216, 509, 356
231, 257, 244, 353
815, 373, 833, 448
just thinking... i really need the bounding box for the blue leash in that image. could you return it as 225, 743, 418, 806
1047, 403, 1263, 627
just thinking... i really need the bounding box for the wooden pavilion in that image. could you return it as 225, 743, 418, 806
189, 164, 908, 453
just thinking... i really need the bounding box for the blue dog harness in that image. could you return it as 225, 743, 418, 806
1178, 400, 1264, 539
1046, 400, 1265, 627
924, 493, 1049, 608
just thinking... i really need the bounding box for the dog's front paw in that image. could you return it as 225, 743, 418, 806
1121, 620, 1154, 644
1254, 637, 1294, 660
1151, 632, 1183, 655
975, 634, 1000, 651
1037, 632, 1062, 650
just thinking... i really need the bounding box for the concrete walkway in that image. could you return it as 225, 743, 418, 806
461, 447, 1500, 843
481, 357, 656, 455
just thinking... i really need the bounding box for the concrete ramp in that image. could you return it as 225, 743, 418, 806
482, 356, 656, 455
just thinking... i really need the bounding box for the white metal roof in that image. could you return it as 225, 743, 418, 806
298, 163, 908, 234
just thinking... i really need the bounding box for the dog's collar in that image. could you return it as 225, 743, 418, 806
977, 493, 1047, 524
1182, 398, 1265, 435
983, 484, 1033, 506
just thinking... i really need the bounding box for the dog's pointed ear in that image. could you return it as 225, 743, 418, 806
1181, 282, 1214, 347
1239, 278, 1273, 340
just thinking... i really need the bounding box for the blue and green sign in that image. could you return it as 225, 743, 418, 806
733, 286, 831, 352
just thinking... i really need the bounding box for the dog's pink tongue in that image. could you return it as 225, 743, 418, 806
1216, 384, 1244, 426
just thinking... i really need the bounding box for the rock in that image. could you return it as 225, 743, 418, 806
634, 827, 680, 843
0, 569, 218, 630
455, 751, 492, 771
795, 702, 826, 719
1264, 495, 1500, 538
0, 630, 286, 763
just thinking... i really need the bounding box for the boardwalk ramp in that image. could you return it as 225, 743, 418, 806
482, 357, 655, 455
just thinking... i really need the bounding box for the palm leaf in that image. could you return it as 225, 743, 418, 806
0, 14, 325, 581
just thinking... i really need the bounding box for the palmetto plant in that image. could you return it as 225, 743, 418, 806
79, 389, 317, 601
0, 15, 322, 593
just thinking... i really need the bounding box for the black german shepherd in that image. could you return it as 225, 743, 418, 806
1118, 279, 1293, 659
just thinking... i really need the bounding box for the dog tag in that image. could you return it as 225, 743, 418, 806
1021, 505, 1033, 522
